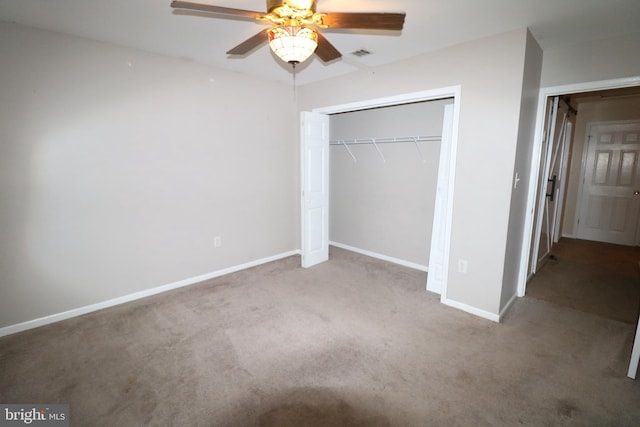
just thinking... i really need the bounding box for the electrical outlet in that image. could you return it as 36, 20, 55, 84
214, 236, 222, 248
458, 259, 468, 274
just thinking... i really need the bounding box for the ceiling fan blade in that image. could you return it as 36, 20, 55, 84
315, 32, 342, 62
226, 29, 269, 55
320, 12, 406, 30
171, 1, 264, 19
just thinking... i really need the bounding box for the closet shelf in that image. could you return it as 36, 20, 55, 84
329, 135, 441, 163
329, 135, 441, 145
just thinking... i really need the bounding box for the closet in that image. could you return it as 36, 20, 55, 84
328, 98, 453, 270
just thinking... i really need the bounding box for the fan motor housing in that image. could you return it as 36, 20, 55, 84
267, 0, 317, 14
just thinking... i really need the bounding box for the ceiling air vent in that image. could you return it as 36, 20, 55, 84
351, 49, 372, 57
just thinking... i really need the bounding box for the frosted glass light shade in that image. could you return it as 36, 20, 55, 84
268, 26, 318, 64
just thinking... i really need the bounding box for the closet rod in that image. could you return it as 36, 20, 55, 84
329, 135, 441, 145
330, 135, 440, 163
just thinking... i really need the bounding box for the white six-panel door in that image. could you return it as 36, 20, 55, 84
301, 112, 330, 268
576, 121, 640, 246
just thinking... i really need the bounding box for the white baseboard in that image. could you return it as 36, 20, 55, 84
0, 250, 301, 338
499, 293, 519, 321
441, 297, 500, 323
330, 241, 428, 272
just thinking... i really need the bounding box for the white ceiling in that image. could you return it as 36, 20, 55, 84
1, 0, 640, 86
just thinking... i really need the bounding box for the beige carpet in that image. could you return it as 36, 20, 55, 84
1, 247, 639, 426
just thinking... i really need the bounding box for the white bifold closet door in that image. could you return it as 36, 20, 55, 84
300, 111, 330, 268
426, 103, 454, 294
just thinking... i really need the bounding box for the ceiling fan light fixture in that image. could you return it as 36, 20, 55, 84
170, 1, 405, 66
268, 26, 318, 64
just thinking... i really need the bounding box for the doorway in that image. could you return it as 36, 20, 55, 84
520, 78, 640, 293
328, 99, 452, 270
303, 86, 462, 303
520, 77, 640, 381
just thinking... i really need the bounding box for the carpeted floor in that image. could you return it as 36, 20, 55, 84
1, 246, 639, 426
526, 238, 640, 324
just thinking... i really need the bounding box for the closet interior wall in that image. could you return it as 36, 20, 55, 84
329, 98, 453, 268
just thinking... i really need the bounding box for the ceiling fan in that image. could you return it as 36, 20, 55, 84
170, 0, 406, 66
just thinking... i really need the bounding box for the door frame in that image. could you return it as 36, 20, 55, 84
518, 76, 640, 297
309, 86, 462, 303
530, 96, 561, 274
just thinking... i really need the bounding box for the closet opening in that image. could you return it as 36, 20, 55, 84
303, 87, 461, 301
328, 99, 452, 273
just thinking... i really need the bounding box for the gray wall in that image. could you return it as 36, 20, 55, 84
501, 31, 543, 312
329, 100, 451, 267
0, 23, 298, 328
541, 32, 640, 88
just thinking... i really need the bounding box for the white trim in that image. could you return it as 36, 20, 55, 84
0, 250, 301, 338
518, 96, 549, 295
531, 96, 559, 272
518, 76, 640, 298
537, 77, 640, 99
499, 293, 519, 321
311, 86, 461, 307
441, 298, 500, 323
330, 241, 428, 272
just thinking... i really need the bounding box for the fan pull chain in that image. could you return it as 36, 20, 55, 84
292, 62, 297, 100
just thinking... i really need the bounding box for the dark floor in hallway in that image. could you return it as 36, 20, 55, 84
526, 238, 640, 324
